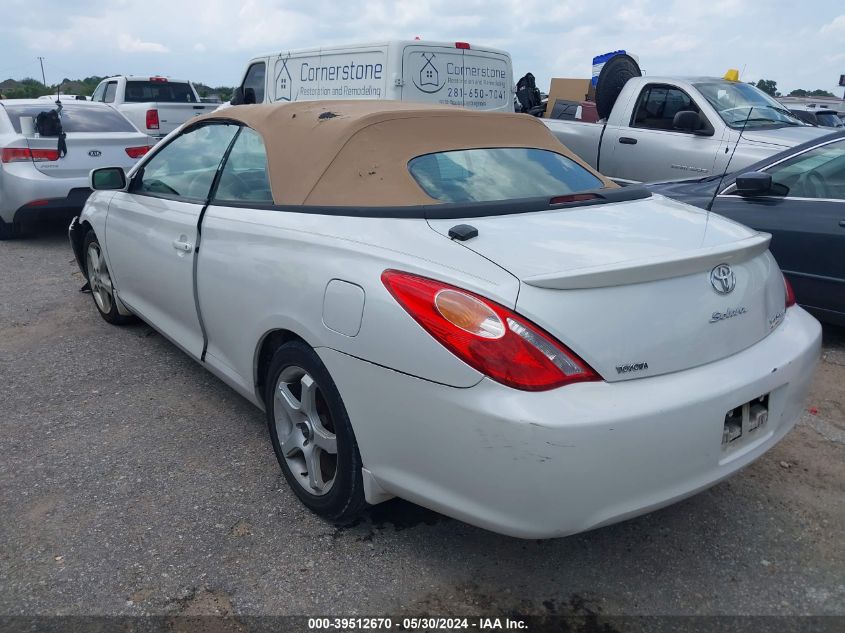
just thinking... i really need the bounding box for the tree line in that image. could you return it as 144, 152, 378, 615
0, 77, 234, 101
749, 79, 836, 98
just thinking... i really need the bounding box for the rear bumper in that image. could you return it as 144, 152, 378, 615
0, 164, 90, 224
319, 306, 822, 538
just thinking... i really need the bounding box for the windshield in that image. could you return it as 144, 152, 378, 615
2, 104, 137, 133
815, 112, 844, 128
124, 81, 197, 103
408, 148, 604, 203
693, 82, 804, 129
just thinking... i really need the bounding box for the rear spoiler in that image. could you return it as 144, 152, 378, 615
522, 233, 772, 290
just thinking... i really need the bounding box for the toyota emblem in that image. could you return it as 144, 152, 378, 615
88, 150, 102, 157
710, 263, 736, 295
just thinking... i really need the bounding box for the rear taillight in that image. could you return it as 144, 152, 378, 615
1, 148, 59, 163
125, 145, 152, 159
382, 270, 600, 391
550, 193, 600, 205
784, 274, 796, 308
145, 109, 160, 130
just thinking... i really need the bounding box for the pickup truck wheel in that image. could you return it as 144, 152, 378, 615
83, 230, 133, 325
265, 341, 367, 522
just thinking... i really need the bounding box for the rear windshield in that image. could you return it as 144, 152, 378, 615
815, 112, 843, 128
408, 148, 604, 203
2, 104, 137, 133
124, 81, 197, 103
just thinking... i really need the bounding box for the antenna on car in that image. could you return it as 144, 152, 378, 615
706, 106, 753, 212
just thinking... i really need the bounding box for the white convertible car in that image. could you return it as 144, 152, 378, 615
69, 101, 821, 538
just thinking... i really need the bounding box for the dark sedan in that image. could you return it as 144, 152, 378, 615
648, 131, 845, 325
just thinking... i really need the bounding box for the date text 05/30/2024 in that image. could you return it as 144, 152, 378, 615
308, 617, 528, 630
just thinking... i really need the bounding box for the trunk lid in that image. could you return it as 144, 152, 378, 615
26, 132, 150, 178
427, 195, 788, 381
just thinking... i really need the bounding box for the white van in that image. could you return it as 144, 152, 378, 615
231, 41, 514, 112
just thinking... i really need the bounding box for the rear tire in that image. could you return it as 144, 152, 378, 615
264, 340, 368, 522
0, 219, 22, 240
83, 230, 134, 325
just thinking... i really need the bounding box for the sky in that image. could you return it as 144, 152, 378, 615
1, 0, 843, 96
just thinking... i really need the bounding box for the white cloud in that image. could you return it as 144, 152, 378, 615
4, 0, 844, 95
820, 14, 845, 35
118, 34, 169, 53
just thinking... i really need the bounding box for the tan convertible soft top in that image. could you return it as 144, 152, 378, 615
196, 100, 614, 206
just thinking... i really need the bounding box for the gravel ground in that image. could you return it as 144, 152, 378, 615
1, 223, 843, 624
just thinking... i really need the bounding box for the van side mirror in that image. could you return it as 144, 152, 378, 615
735, 172, 772, 196
90, 167, 127, 191
230, 87, 245, 106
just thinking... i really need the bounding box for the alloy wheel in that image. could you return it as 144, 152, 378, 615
273, 366, 338, 496
86, 243, 114, 315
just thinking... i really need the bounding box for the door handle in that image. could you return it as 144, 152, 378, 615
172, 239, 193, 252
619, 137, 638, 145
839, 220, 845, 228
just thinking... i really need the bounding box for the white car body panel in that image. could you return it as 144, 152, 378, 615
105, 192, 205, 355
319, 305, 819, 538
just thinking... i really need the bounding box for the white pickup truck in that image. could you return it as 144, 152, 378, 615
543, 56, 829, 183
90, 76, 217, 141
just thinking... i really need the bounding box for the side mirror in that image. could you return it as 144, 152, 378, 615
230, 87, 245, 106
673, 110, 703, 132
243, 87, 257, 105
90, 167, 127, 191
735, 171, 772, 197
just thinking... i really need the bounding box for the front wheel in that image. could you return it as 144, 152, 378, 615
265, 340, 367, 522
83, 230, 133, 325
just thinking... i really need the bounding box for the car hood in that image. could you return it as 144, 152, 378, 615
740, 125, 829, 149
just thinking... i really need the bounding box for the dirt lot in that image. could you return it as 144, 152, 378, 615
1, 224, 843, 626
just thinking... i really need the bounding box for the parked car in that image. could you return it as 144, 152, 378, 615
69, 101, 820, 538
0, 99, 152, 239
542, 55, 828, 183
648, 130, 845, 326
90, 76, 217, 141
787, 106, 844, 128
229, 41, 513, 112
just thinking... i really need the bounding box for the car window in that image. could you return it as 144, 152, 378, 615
103, 82, 118, 104
91, 83, 106, 102
242, 62, 266, 103
124, 81, 197, 103
3, 105, 137, 133
631, 85, 700, 132
815, 112, 844, 128
766, 139, 845, 200
408, 148, 604, 203
214, 127, 273, 203
134, 124, 239, 201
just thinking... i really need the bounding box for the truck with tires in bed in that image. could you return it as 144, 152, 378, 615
541, 54, 830, 183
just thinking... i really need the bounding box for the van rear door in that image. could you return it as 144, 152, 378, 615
401, 44, 512, 112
